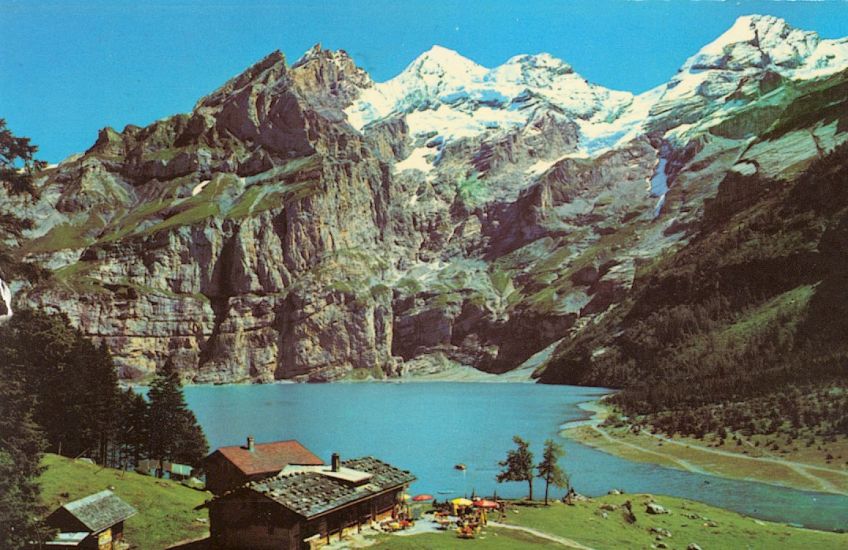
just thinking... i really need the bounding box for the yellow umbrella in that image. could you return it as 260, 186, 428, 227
451, 497, 473, 515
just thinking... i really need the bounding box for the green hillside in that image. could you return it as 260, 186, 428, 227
39, 454, 210, 550
374, 495, 847, 550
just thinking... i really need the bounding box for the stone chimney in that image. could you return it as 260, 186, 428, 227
331, 452, 340, 472
247, 436, 255, 452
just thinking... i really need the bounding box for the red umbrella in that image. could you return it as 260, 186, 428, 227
473, 499, 499, 509
412, 494, 434, 502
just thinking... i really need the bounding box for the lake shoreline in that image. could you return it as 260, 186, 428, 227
122, 340, 561, 387
122, 364, 540, 389
562, 399, 848, 497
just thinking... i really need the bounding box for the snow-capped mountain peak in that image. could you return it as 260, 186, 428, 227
345, 46, 631, 156
386, 45, 489, 106
488, 53, 575, 87
669, 13, 848, 88
649, 14, 848, 141
345, 15, 848, 165
685, 14, 820, 72
404, 45, 488, 81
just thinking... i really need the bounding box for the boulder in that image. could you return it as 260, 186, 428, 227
622, 500, 637, 524
646, 502, 670, 515
650, 527, 672, 538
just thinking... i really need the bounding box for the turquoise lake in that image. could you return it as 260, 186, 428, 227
182, 382, 848, 531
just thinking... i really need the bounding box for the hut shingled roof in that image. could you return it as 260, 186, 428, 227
56, 490, 137, 533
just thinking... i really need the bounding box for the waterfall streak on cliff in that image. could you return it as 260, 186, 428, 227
0, 278, 12, 322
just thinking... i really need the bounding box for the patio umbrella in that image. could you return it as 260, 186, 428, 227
473, 499, 499, 509
412, 494, 434, 502
451, 497, 473, 515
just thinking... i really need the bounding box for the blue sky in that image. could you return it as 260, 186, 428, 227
3, 0, 848, 162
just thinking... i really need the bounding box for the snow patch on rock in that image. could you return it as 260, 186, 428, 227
192, 180, 210, 196
395, 147, 434, 174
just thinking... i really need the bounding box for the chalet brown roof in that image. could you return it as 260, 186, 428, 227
221, 456, 415, 519
210, 439, 324, 475
52, 490, 137, 533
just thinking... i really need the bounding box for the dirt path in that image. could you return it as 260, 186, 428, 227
566, 399, 848, 495
641, 430, 847, 495
488, 521, 594, 549
587, 425, 708, 474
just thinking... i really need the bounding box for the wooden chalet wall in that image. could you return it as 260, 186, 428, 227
208, 485, 405, 549
210, 495, 303, 549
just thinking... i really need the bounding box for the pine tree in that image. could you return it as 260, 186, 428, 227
5, 310, 78, 456
172, 409, 209, 467
0, 319, 52, 548
0, 310, 123, 463
81, 342, 119, 464
9, 312, 121, 461
0, 310, 125, 544
117, 389, 149, 468
147, 361, 208, 474
537, 439, 569, 505
0, 118, 46, 196
496, 435, 535, 500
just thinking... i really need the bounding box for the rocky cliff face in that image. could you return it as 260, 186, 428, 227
3, 15, 848, 383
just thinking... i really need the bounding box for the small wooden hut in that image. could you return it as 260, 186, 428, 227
45, 490, 137, 549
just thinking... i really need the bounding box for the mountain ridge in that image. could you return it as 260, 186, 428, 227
0, 14, 846, 392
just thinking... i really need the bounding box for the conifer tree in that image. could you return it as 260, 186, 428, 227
80, 342, 119, 464
117, 388, 149, 467
147, 361, 208, 473
496, 435, 535, 500
0, 317, 52, 548
5, 310, 78, 456
537, 439, 569, 505
0, 118, 46, 196
1, 310, 121, 462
